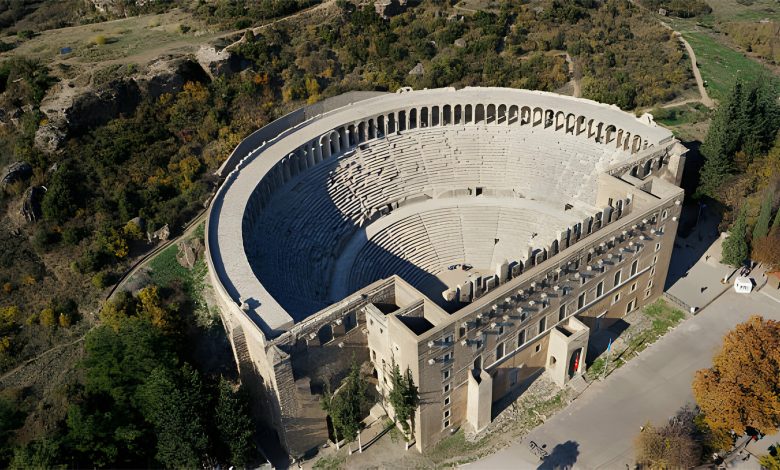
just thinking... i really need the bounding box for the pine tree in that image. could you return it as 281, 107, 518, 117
753, 191, 774, 241
722, 206, 749, 267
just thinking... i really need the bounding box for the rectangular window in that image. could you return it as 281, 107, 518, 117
626, 299, 636, 314
578, 292, 586, 309
496, 342, 505, 361
442, 369, 451, 381
443, 419, 450, 429
631, 260, 638, 276
459, 326, 466, 338
498, 325, 505, 336
444, 396, 451, 406
614, 270, 622, 286
444, 334, 454, 344
443, 409, 450, 419
538, 317, 546, 333
655, 243, 661, 252
442, 352, 453, 362
612, 292, 621, 305
558, 304, 566, 322
581, 276, 587, 286
645, 289, 652, 299
535, 344, 541, 353
630, 282, 637, 293
653, 255, 658, 265
596, 281, 604, 297
443, 383, 450, 393
650, 266, 656, 276
518, 329, 526, 346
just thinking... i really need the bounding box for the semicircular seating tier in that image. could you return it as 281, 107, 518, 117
208, 87, 674, 333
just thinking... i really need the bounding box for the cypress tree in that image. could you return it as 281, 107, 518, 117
722, 206, 749, 267
697, 76, 780, 199
753, 191, 774, 241
772, 206, 780, 232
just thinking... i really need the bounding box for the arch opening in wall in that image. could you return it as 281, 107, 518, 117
643, 159, 653, 177
420, 107, 429, 128
317, 324, 334, 344
398, 111, 407, 131
486, 104, 496, 124
544, 109, 554, 128
409, 108, 418, 129
465, 104, 473, 124
432, 106, 440, 126
508, 105, 519, 124
498, 104, 507, 124
475, 104, 485, 124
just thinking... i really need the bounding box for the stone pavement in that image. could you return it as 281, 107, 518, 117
467, 289, 780, 470
666, 203, 735, 311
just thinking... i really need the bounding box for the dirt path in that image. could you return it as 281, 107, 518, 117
564, 53, 581, 98
0, 335, 85, 384
673, 31, 715, 108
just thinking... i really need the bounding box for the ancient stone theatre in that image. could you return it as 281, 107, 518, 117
205, 87, 687, 455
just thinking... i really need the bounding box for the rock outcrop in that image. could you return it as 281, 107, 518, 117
34, 56, 210, 153
2, 161, 32, 186
21, 186, 45, 222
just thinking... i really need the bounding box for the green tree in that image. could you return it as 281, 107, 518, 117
213, 379, 254, 467
41, 162, 84, 224
324, 361, 368, 448
773, 206, 780, 231
721, 206, 749, 267
137, 365, 209, 468
753, 191, 774, 240
8, 439, 62, 470
697, 77, 780, 199
388, 363, 420, 441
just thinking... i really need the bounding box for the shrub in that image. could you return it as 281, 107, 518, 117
92, 35, 107, 46
39, 308, 56, 327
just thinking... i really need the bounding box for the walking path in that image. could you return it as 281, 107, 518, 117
674, 31, 715, 108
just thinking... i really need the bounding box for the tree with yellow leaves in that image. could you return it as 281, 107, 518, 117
692, 316, 780, 436
137, 286, 176, 334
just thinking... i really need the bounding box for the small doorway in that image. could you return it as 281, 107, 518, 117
568, 348, 582, 379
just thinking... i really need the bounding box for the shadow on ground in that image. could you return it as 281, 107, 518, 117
537, 440, 580, 470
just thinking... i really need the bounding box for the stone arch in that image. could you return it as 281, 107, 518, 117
497, 104, 507, 124
358, 121, 367, 143
520, 106, 532, 125
445, 104, 453, 124
409, 108, 418, 129
544, 109, 554, 128
347, 124, 357, 147
475, 104, 485, 124
420, 107, 429, 127
604, 125, 616, 144
555, 110, 566, 130
398, 110, 407, 131
387, 113, 396, 134
576, 116, 587, 135
432, 105, 440, 126
317, 324, 333, 344
630, 165, 639, 177
566, 113, 577, 134
616, 129, 624, 149
532, 107, 544, 126
508, 105, 519, 124
632, 135, 642, 154
486, 103, 496, 124
622, 131, 631, 151
643, 159, 653, 177
551, 239, 559, 256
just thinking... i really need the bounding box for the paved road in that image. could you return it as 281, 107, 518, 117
468, 289, 780, 469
